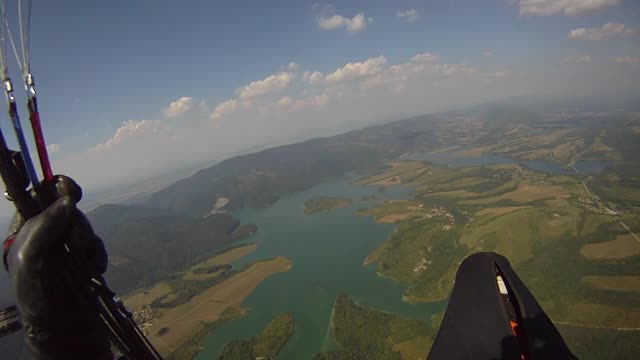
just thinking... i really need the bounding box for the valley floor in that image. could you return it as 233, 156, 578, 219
123, 247, 291, 358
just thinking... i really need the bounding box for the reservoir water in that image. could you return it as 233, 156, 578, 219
0, 152, 607, 359
195, 154, 609, 359
195, 179, 445, 360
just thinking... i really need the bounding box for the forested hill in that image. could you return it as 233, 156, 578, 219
91, 101, 640, 292
87, 204, 253, 293
145, 114, 447, 216
146, 100, 640, 217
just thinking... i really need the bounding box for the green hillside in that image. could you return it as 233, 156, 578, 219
218, 313, 295, 359
88, 204, 255, 293
313, 294, 436, 360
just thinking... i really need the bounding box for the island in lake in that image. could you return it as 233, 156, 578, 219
304, 197, 353, 215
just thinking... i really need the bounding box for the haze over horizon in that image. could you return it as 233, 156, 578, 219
0, 0, 638, 217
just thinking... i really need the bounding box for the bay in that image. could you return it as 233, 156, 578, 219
195, 179, 445, 360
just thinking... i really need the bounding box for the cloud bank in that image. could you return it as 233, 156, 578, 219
569, 22, 635, 40
518, 0, 619, 16
53, 49, 637, 191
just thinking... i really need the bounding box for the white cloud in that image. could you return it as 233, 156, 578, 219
483, 51, 494, 57
518, 0, 619, 16
615, 57, 640, 64
236, 72, 295, 100
47, 143, 60, 154
46, 47, 640, 201
277, 96, 293, 107
163, 96, 194, 117
207, 63, 300, 120
303, 70, 325, 84
411, 52, 441, 63
210, 99, 239, 120
569, 22, 635, 40
276, 90, 331, 112
432, 64, 474, 76
317, 12, 371, 32
288, 62, 300, 71
91, 120, 163, 152
363, 52, 475, 90
290, 93, 330, 111
397, 9, 419, 22
325, 56, 387, 84
563, 55, 593, 64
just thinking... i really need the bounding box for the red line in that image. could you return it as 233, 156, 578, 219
29, 110, 53, 182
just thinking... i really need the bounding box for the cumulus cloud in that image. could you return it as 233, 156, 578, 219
432, 64, 474, 76
288, 62, 300, 71
210, 99, 239, 120
297, 93, 329, 109
91, 120, 163, 152
615, 57, 640, 64
325, 56, 387, 83
277, 96, 293, 107
569, 22, 635, 40
411, 53, 440, 63
47, 143, 60, 154
207, 62, 301, 120
286, 93, 330, 111
53, 47, 640, 199
563, 55, 593, 64
518, 0, 619, 16
163, 96, 194, 117
363, 54, 474, 90
317, 12, 370, 32
397, 9, 419, 22
303, 70, 325, 84
483, 51, 494, 57
236, 72, 295, 100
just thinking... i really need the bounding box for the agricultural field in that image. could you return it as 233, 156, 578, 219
581, 275, 640, 293
182, 244, 257, 280
355, 200, 435, 223
146, 257, 291, 355
356, 159, 640, 358
580, 234, 640, 260
356, 162, 429, 186
122, 243, 291, 358
147, 256, 292, 356
124, 282, 173, 312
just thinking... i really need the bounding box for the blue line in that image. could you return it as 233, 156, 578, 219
9, 111, 39, 187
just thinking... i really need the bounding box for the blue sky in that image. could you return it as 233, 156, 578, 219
0, 0, 639, 202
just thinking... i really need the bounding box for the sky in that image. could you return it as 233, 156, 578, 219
0, 0, 638, 216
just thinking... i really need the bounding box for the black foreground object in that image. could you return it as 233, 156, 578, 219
7, 194, 112, 359
427, 252, 577, 360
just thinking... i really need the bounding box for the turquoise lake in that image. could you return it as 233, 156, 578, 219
194, 178, 446, 360
194, 153, 609, 359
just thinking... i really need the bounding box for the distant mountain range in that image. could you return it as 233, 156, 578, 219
144, 101, 638, 216
89, 97, 640, 293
